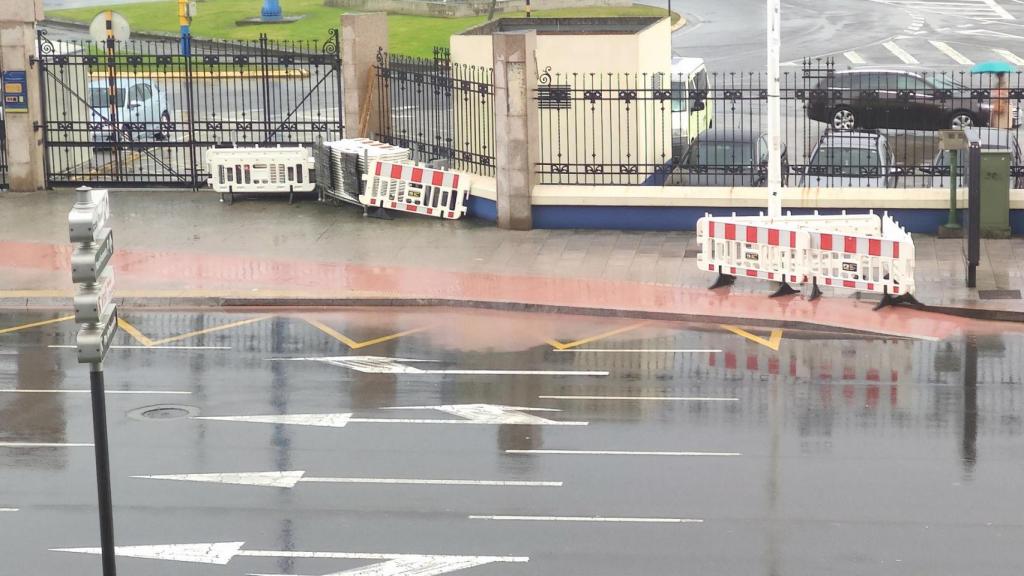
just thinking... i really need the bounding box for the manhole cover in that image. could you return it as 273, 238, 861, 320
127, 405, 199, 421
979, 289, 1022, 300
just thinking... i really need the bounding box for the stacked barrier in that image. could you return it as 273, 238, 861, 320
361, 160, 471, 220
696, 211, 917, 304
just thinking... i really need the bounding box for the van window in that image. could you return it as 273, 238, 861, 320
694, 70, 709, 91
671, 80, 686, 112
89, 88, 125, 108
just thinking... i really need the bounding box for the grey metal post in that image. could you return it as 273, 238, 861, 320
966, 143, 981, 288
90, 364, 117, 576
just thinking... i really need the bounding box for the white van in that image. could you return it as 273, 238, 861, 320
670, 57, 713, 154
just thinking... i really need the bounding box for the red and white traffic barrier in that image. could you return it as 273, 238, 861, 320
361, 160, 471, 220
697, 216, 810, 290
696, 211, 917, 306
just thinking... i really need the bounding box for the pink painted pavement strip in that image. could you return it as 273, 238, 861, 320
0, 241, 1018, 340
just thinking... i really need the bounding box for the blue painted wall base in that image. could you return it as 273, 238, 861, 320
466, 196, 1024, 235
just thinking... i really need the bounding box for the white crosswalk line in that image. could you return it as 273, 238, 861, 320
871, 0, 1014, 20
883, 41, 920, 64
844, 51, 866, 65
983, 0, 1014, 19
993, 48, 1024, 66
929, 41, 975, 65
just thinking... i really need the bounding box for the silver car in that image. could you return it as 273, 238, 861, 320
798, 129, 898, 188
88, 78, 171, 144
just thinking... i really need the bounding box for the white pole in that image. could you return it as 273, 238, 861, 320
766, 0, 783, 218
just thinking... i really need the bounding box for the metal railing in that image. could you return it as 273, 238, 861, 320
536, 59, 1024, 187
36, 28, 343, 188
375, 49, 495, 176
0, 112, 7, 190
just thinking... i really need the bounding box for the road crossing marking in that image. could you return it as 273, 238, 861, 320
0, 315, 74, 335
48, 344, 231, 350
844, 51, 866, 64
0, 389, 190, 395
196, 404, 589, 428
539, 395, 739, 402
304, 318, 430, 350
546, 321, 651, 351
133, 470, 562, 488
118, 315, 273, 347
468, 515, 702, 524
53, 542, 529, 573
0, 508, 19, 512
883, 41, 921, 64
871, 0, 1014, 20
553, 348, 721, 353
721, 325, 783, 351
993, 48, 1024, 65
506, 449, 741, 456
0, 442, 94, 448
271, 355, 608, 376
929, 40, 975, 65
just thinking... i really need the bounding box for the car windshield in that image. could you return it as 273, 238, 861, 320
810, 146, 881, 177
89, 88, 126, 108
689, 140, 754, 166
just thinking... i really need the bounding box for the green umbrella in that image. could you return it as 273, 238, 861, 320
971, 60, 1015, 74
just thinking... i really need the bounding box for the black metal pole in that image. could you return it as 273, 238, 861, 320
967, 143, 981, 288
90, 365, 117, 576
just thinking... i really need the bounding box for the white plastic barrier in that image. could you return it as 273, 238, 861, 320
805, 214, 916, 296
361, 160, 471, 220
696, 211, 916, 301
697, 216, 810, 284
207, 145, 316, 194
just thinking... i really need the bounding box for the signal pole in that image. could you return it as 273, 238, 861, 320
766, 0, 783, 218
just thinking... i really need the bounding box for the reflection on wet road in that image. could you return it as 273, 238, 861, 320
1, 307, 1023, 575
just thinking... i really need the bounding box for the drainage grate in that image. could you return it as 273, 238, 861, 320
127, 405, 199, 421
978, 289, 1022, 300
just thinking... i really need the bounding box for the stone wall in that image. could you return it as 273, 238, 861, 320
324, 0, 631, 18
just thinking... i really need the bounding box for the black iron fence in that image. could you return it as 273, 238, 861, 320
36, 29, 343, 188
375, 49, 495, 176
536, 59, 1024, 187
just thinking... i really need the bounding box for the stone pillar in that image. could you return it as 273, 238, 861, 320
0, 0, 45, 191
341, 12, 388, 139
492, 31, 537, 230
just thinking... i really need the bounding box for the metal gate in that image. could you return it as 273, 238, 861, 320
36, 28, 343, 188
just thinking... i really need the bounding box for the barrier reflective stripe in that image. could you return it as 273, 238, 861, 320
361, 160, 471, 220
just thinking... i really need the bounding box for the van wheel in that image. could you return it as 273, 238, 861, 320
831, 107, 857, 130
156, 110, 172, 141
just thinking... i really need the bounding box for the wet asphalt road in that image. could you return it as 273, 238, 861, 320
2, 307, 1024, 575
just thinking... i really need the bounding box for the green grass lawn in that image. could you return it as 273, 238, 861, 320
47, 0, 678, 58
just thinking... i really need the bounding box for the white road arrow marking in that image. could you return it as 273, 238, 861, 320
195, 404, 587, 428
0, 389, 190, 395
133, 470, 561, 488
0, 508, 19, 512
194, 414, 353, 427
53, 542, 528, 573
469, 515, 703, 524
0, 442, 94, 448
270, 355, 608, 376
382, 404, 587, 425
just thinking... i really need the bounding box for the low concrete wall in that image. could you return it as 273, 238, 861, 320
325, 0, 630, 18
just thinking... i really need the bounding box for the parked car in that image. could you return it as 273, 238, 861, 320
926, 127, 1024, 189
798, 129, 898, 188
88, 78, 171, 145
678, 128, 788, 186
805, 69, 1002, 131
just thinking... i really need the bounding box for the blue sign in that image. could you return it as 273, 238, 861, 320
3, 70, 28, 113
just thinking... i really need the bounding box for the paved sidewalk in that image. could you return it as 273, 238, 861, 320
0, 190, 1022, 339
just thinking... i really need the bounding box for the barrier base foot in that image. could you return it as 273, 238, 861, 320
366, 206, 393, 220
808, 282, 823, 302
873, 292, 921, 311
769, 282, 799, 298
709, 273, 737, 290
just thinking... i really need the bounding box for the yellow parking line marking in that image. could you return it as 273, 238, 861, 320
547, 322, 651, 351
0, 315, 75, 335
149, 316, 274, 346
721, 325, 783, 351
304, 318, 428, 350
117, 318, 156, 347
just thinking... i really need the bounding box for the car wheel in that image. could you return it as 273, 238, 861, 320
156, 110, 172, 141
950, 111, 976, 129
831, 107, 857, 130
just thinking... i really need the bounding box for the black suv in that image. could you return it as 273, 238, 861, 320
805, 69, 994, 131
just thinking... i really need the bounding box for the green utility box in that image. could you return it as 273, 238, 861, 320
979, 150, 1011, 239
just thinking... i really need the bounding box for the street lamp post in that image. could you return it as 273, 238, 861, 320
766, 0, 783, 218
